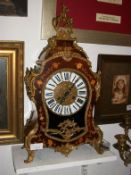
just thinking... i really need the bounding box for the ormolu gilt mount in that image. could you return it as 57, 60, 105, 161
24, 5, 104, 163
114, 115, 131, 166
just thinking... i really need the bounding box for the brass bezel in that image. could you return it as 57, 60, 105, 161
43, 68, 90, 115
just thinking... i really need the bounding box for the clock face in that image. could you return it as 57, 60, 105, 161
44, 70, 88, 116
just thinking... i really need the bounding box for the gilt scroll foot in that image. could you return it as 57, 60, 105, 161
24, 149, 35, 163
93, 143, 104, 154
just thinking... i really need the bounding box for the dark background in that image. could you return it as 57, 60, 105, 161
12, 0, 27, 16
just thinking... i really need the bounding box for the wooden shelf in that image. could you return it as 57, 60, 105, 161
12, 144, 117, 175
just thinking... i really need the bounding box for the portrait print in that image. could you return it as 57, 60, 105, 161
112, 75, 129, 105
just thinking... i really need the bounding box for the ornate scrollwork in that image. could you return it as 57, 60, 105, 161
94, 71, 101, 101
57, 119, 81, 140
24, 67, 39, 101
55, 143, 76, 156
114, 115, 131, 166
52, 5, 74, 40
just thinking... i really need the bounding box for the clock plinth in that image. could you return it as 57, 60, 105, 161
24, 6, 104, 163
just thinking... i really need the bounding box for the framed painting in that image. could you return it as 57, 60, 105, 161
0, 41, 24, 144
0, 0, 27, 16
41, 0, 131, 46
94, 54, 131, 124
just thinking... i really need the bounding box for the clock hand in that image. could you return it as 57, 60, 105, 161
59, 90, 70, 104
59, 81, 76, 104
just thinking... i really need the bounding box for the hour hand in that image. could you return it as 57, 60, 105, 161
58, 91, 70, 104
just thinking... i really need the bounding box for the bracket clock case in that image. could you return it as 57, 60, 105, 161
24, 6, 103, 163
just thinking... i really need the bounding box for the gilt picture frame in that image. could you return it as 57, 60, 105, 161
0, 41, 24, 144
41, 0, 131, 46
95, 54, 131, 124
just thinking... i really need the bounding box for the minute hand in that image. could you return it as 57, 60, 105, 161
59, 82, 76, 104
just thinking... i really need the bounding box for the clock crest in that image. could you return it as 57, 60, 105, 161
24, 6, 103, 163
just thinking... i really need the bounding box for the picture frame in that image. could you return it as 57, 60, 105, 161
41, 0, 131, 46
94, 54, 131, 124
0, 41, 24, 144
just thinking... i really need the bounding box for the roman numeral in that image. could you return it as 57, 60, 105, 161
52, 103, 62, 114
61, 72, 71, 81
46, 98, 56, 108
70, 72, 79, 84
45, 89, 54, 99
70, 103, 79, 113
52, 73, 62, 84
46, 79, 57, 90
75, 79, 85, 89
77, 88, 87, 97
61, 106, 71, 115
75, 97, 86, 106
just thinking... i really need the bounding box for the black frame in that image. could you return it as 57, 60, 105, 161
95, 54, 131, 124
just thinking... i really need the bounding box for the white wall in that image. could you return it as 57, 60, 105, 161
0, 0, 131, 174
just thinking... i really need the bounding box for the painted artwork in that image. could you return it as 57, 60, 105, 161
0, 41, 24, 144
112, 75, 129, 105
0, 57, 8, 129
0, 0, 27, 16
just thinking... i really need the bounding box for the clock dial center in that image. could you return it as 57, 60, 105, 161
54, 81, 77, 105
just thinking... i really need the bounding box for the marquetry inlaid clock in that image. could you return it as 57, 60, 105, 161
24, 6, 103, 163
